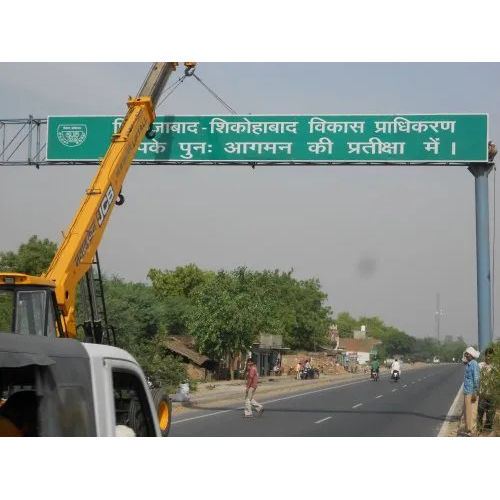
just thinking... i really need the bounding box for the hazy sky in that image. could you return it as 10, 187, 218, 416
1, 62, 500, 344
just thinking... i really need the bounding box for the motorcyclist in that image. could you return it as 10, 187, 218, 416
370, 358, 380, 379
391, 358, 401, 380
303, 359, 311, 378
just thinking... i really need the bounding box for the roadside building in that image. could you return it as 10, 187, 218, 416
163, 336, 218, 381
338, 337, 382, 365
250, 334, 290, 376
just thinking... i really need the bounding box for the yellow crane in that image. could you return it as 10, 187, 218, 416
0, 62, 195, 340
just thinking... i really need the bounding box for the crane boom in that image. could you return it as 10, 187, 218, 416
43, 62, 179, 337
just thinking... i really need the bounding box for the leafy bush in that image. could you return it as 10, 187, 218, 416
0, 235, 57, 276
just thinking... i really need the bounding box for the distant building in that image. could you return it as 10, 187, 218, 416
353, 325, 367, 340
338, 336, 382, 365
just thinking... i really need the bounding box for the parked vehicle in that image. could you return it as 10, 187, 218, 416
301, 367, 320, 379
391, 370, 400, 382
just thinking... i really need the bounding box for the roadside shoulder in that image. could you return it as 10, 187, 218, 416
438, 383, 464, 437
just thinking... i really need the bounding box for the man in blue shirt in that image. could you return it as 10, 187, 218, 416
463, 346, 481, 436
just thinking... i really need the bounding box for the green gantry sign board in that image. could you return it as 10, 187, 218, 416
47, 114, 489, 163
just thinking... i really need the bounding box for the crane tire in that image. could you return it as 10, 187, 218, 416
127, 398, 147, 437
152, 388, 172, 437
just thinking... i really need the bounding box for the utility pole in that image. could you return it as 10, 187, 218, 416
469, 161, 494, 352
435, 293, 443, 343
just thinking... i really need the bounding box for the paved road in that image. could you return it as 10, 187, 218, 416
171, 364, 463, 436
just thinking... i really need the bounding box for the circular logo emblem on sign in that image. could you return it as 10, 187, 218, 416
56, 124, 87, 147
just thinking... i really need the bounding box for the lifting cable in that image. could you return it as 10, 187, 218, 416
190, 72, 238, 115
157, 65, 238, 115
157, 74, 189, 108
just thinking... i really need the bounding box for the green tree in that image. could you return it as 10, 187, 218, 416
148, 264, 215, 336
187, 266, 332, 377
148, 264, 214, 299
100, 276, 167, 345
480, 342, 500, 410
131, 334, 188, 393
100, 275, 188, 391
284, 277, 331, 350
188, 269, 265, 380
358, 316, 391, 340
0, 235, 57, 275
246, 269, 332, 350
336, 312, 357, 338
411, 337, 440, 361
437, 338, 467, 362
380, 329, 416, 358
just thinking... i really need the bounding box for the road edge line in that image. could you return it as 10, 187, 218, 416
437, 383, 464, 437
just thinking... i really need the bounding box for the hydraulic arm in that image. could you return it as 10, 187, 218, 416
41, 62, 194, 337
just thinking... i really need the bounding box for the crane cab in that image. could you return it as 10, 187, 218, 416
0, 273, 62, 337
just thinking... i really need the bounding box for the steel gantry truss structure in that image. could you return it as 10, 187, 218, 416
1, 117, 48, 167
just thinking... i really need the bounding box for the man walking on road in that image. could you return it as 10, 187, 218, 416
463, 346, 481, 436
244, 358, 263, 418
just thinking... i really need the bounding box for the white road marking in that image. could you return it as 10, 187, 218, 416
352, 403, 363, 408
375, 395, 383, 399
315, 416, 332, 424
173, 377, 372, 425
173, 409, 233, 424
412, 381, 416, 384
392, 389, 397, 392
403, 384, 408, 388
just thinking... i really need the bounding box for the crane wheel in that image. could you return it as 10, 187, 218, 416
152, 388, 172, 437
128, 398, 148, 437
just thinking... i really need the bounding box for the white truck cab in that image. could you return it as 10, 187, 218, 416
0, 334, 171, 437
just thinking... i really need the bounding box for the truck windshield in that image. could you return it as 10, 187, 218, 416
0, 290, 14, 333
15, 290, 47, 336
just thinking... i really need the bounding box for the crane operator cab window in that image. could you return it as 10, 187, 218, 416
0, 291, 14, 334
0, 289, 57, 337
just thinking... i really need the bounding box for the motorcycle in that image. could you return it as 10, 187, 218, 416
391, 370, 400, 382
370, 370, 379, 382
301, 367, 320, 379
